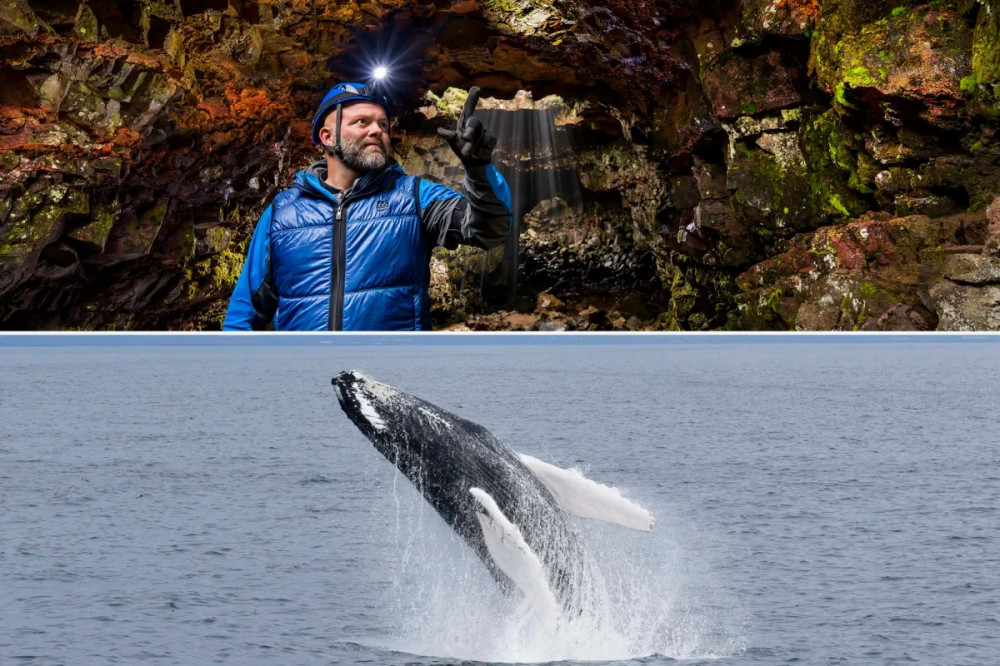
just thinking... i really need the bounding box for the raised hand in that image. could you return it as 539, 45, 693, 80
437, 86, 498, 168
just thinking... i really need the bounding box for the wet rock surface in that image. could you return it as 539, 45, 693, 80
0, 0, 998, 330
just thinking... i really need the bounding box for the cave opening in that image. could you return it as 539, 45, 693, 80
476, 101, 585, 305
402, 86, 592, 309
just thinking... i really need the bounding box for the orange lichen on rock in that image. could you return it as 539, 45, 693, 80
88, 42, 167, 70
224, 86, 292, 123
775, 0, 820, 22
177, 83, 295, 135
0, 106, 47, 133
110, 128, 143, 149
0, 127, 34, 153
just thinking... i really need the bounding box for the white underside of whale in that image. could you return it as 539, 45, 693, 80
469, 456, 654, 623
518, 454, 655, 532
470, 487, 561, 628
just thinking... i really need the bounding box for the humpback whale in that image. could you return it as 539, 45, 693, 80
332, 370, 654, 625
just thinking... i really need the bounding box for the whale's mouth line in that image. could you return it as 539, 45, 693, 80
334, 370, 394, 433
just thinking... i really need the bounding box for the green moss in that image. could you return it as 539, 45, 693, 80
73, 3, 99, 40
858, 280, 878, 297
989, 84, 1000, 118
828, 193, 852, 217
731, 113, 871, 239
211, 247, 245, 288
729, 141, 804, 231
847, 171, 874, 195
799, 111, 873, 215
482, 0, 517, 11
0, 152, 19, 172
835, 82, 850, 106
836, 287, 871, 330
667, 270, 698, 319
973, 1, 1000, 85
828, 133, 855, 173
766, 286, 783, 313
961, 74, 979, 94
138, 203, 168, 229
832, 68, 876, 110
424, 88, 470, 119
844, 67, 875, 86
71, 200, 117, 249
813, 0, 975, 115
202, 226, 227, 253
714, 49, 736, 69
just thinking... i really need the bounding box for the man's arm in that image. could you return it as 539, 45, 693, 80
222, 205, 278, 330
419, 165, 512, 250
425, 85, 512, 250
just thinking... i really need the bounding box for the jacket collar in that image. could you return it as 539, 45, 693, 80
294, 159, 403, 203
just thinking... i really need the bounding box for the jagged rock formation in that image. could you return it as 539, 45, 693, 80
0, 0, 998, 330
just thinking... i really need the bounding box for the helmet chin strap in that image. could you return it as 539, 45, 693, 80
320, 103, 345, 158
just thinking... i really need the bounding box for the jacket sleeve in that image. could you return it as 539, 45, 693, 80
222, 205, 278, 331
419, 164, 512, 250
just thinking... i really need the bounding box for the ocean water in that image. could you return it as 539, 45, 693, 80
1, 338, 998, 665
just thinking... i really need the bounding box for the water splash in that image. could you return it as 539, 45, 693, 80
358, 469, 747, 663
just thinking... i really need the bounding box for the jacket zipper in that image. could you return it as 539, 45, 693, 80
325, 168, 385, 331
330, 202, 347, 331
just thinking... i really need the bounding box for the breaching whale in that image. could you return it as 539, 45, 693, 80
332, 370, 654, 625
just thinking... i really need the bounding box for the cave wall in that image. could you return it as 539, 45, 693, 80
0, 0, 320, 328
0, 0, 998, 330
693, 0, 1000, 330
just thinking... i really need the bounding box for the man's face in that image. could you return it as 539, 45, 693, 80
320, 101, 391, 173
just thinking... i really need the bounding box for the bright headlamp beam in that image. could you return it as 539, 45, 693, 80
373, 66, 388, 81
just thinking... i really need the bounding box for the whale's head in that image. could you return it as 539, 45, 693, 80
333, 370, 484, 478
332, 370, 402, 443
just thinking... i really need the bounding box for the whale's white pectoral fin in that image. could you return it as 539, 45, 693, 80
518, 453, 655, 531
469, 487, 561, 626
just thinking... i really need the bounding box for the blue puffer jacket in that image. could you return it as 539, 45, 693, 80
223, 161, 511, 331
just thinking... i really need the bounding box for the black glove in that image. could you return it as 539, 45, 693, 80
437, 86, 497, 168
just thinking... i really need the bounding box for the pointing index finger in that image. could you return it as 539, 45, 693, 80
460, 86, 481, 128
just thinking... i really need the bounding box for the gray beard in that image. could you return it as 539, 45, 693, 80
339, 136, 389, 172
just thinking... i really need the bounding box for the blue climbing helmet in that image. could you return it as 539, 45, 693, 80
311, 81, 393, 147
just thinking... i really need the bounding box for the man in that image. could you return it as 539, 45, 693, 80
223, 83, 512, 330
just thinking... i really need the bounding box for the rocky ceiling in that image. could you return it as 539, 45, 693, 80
1, 0, 999, 330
